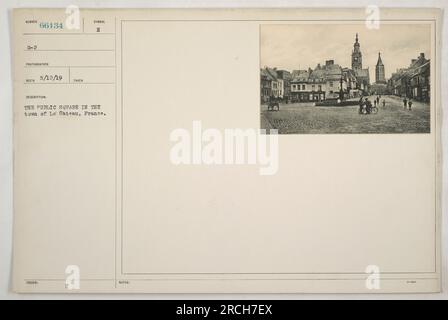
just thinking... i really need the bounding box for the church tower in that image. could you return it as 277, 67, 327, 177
375, 52, 386, 83
351, 33, 362, 70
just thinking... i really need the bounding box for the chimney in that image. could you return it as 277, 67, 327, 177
411, 59, 417, 64
325, 60, 334, 66
419, 52, 425, 59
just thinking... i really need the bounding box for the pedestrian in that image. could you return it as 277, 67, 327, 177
382, 99, 386, 108
366, 98, 372, 114
376, 96, 380, 105
358, 96, 364, 114
403, 97, 407, 109
374, 99, 377, 108
408, 99, 413, 111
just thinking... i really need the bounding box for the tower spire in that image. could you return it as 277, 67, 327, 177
375, 51, 386, 83
352, 33, 362, 70
376, 52, 383, 66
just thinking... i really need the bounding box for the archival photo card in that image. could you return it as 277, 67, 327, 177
260, 23, 432, 134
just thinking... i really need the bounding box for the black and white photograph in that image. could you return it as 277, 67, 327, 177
1, 2, 445, 301
260, 24, 431, 134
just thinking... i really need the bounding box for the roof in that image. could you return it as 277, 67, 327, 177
309, 68, 325, 80
291, 70, 310, 82
276, 70, 292, 80
342, 68, 356, 78
354, 68, 369, 79
409, 56, 428, 69
261, 67, 278, 81
390, 59, 430, 82
376, 53, 384, 66
408, 60, 430, 78
260, 68, 270, 79
264, 57, 374, 84
266, 68, 279, 81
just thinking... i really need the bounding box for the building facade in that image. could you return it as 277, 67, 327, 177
276, 70, 292, 102
290, 68, 325, 102
265, 67, 280, 98
409, 60, 430, 102
260, 67, 292, 103
261, 33, 372, 104
387, 53, 430, 102
260, 69, 272, 103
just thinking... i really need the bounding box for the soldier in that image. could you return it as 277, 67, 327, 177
408, 99, 413, 111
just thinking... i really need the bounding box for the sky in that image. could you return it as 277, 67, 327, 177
260, 23, 431, 80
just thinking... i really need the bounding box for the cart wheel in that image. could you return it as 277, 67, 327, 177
372, 107, 378, 114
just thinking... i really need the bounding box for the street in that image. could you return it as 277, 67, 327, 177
260, 95, 430, 134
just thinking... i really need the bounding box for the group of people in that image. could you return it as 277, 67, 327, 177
358, 95, 385, 114
374, 95, 386, 108
403, 97, 413, 110
358, 95, 416, 114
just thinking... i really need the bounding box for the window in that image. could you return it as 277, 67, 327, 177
302, 84, 306, 90
330, 81, 333, 87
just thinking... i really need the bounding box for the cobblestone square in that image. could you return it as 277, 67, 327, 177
261, 95, 430, 134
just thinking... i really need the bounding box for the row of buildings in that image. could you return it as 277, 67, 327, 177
261, 33, 431, 104
261, 34, 372, 103
387, 53, 430, 103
